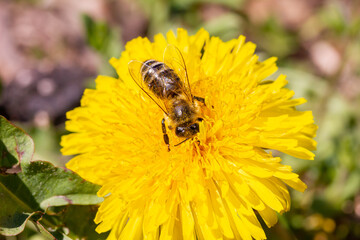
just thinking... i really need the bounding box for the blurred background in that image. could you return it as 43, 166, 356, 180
0, 0, 359, 239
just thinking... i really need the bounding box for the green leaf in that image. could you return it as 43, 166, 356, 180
34, 221, 73, 240
19, 160, 102, 209
0, 172, 37, 236
62, 205, 109, 240
0, 116, 34, 169
0, 210, 35, 236
0, 160, 103, 236
0, 116, 103, 238
40, 194, 102, 209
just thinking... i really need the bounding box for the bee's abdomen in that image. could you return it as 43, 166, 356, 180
141, 60, 182, 99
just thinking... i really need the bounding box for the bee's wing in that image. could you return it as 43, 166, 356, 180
163, 45, 193, 102
128, 60, 169, 115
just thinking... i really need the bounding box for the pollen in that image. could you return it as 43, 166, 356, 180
61, 28, 317, 240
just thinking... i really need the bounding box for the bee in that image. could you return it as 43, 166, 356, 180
128, 45, 205, 151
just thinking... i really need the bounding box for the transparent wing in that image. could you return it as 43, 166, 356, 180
163, 45, 193, 102
128, 60, 169, 115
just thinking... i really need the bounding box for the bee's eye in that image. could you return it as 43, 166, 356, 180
175, 126, 186, 137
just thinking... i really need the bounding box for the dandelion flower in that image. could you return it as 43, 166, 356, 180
61, 28, 317, 239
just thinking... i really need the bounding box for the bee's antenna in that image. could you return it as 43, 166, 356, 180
174, 138, 190, 147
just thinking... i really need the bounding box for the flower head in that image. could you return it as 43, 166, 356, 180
61, 28, 317, 239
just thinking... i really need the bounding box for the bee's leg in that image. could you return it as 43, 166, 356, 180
193, 96, 205, 105
162, 118, 170, 151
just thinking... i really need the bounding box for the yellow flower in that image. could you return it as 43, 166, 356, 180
61, 28, 317, 240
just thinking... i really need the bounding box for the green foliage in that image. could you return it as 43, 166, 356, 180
0, 116, 34, 168
319, 2, 347, 35
203, 13, 243, 41
2, 0, 360, 239
82, 14, 123, 80
0, 116, 107, 239
83, 14, 123, 77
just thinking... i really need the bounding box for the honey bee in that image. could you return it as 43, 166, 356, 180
128, 45, 205, 151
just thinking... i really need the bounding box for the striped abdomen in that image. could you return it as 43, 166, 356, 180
141, 60, 183, 99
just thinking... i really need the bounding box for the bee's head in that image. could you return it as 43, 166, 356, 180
175, 121, 200, 138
